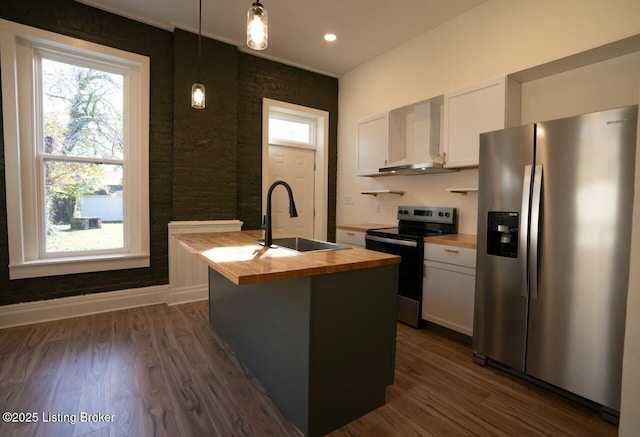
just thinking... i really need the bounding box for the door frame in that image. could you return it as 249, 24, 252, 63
262, 98, 329, 240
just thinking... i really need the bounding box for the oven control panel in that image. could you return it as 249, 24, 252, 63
397, 206, 456, 225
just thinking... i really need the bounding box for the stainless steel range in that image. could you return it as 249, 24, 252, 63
365, 206, 457, 328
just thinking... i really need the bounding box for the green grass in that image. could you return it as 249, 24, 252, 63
47, 222, 124, 253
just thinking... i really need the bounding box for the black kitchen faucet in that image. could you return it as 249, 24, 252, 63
262, 180, 298, 247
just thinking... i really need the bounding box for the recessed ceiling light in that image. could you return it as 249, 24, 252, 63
324, 33, 337, 42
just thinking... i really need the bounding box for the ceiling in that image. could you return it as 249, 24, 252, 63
76, 0, 487, 77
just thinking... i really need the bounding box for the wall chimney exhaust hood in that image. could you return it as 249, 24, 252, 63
378, 160, 453, 175
379, 99, 457, 175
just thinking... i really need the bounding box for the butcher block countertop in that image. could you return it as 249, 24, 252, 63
174, 230, 400, 286
424, 233, 477, 249
336, 223, 394, 232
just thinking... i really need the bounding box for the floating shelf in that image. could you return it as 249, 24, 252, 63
445, 188, 478, 195
361, 190, 405, 196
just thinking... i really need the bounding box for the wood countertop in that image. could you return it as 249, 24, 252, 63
337, 223, 395, 232
424, 233, 477, 249
174, 230, 401, 286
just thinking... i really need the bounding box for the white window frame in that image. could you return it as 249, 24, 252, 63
0, 19, 150, 279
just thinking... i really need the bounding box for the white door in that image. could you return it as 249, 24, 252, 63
268, 145, 315, 238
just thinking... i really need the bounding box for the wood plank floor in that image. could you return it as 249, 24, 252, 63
0, 301, 617, 436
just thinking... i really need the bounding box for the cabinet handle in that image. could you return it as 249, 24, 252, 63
346, 232, 356, 236
444, 248, 460, 253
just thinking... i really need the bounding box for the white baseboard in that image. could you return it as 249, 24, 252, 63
167, 284, 208, 306
0, 284, 209, 329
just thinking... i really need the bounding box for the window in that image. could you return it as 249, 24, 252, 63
268, 112, 315, 146
40, 54, 125, 254
0, 19, 150, 279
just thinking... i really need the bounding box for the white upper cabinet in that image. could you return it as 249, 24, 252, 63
356, 112, 389, 176
443, 76, 519, 168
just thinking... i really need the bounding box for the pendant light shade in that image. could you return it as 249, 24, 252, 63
191, 0, 205, 109
247, 1, 268, 50
191, 83, 205, 109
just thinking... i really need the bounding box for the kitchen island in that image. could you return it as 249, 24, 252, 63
175, 230, 400, 437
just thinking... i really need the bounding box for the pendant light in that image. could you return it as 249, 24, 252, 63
191, 0, 205, 109
247, 1, 268, 50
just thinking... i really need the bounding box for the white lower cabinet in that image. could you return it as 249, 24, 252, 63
422, 243, 476, 336
336, 229, 366, 248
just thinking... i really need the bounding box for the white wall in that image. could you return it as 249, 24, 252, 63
337, 0, 640, 432
520, 51, 640, 124
338, 0, 640, 234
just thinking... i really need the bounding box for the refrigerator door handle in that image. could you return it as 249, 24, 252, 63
520, 165, 532, 297
530, 164, 543, 300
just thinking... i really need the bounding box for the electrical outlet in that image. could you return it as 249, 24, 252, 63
344, 195, 354, 205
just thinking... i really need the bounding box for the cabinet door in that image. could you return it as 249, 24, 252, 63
443, 77, 506, 168
356, 113, 389, 175
422, 260, 476, 336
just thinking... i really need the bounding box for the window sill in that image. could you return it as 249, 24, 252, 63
9, 254, 150, 280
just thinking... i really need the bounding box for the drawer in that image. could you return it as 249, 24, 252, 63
336, 229, 365, 247
424, 243, 476, 268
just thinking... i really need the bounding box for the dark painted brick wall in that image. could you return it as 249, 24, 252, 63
0, 0, 338, 306
173, 29, 238, 221
0, 0, 174, 305
237, 53, 338, 240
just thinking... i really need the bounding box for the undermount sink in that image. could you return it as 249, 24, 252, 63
259, 237, 350, 252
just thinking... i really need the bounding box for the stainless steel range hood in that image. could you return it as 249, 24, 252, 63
379, 159, 456, 175
379, 99, 457, 175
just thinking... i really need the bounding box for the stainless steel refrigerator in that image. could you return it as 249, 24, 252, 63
473, 105, 638, 419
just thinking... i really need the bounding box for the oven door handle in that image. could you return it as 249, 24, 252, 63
365, 235, 418, 247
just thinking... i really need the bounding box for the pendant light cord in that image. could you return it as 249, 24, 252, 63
197, 0, 202, 82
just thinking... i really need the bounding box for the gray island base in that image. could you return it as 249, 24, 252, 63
208, 264, 398, 436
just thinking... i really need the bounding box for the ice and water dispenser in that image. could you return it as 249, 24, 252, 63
487, 212, 519, 258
